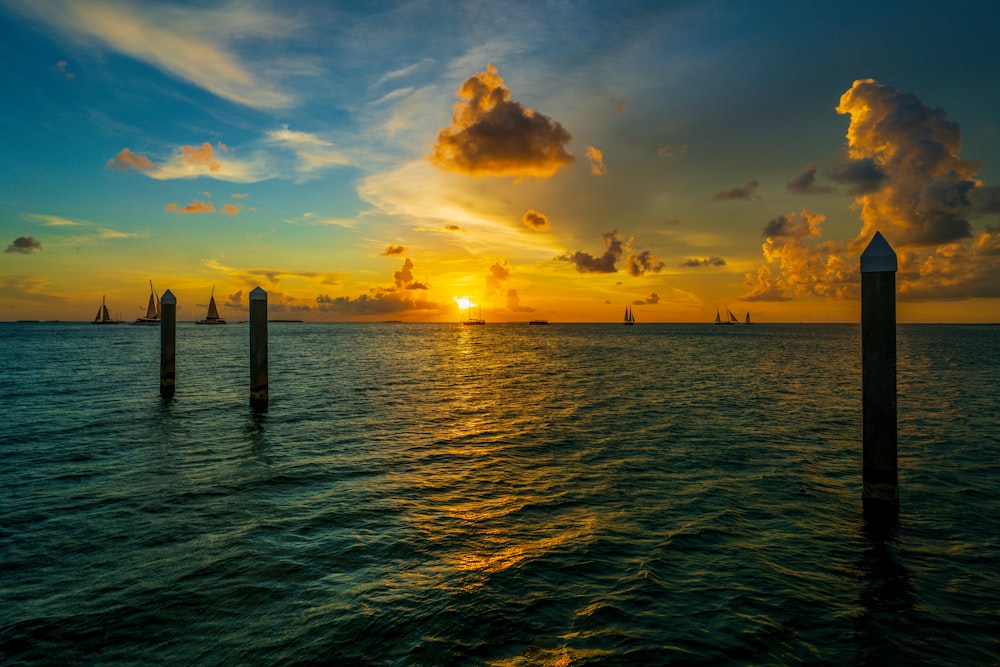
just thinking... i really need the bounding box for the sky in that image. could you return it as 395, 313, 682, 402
2, 0, 999, 323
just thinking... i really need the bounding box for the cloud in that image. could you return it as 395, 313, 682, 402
826, 157, 886, 195
0, 275, 66, 303
219, 203, 239, 215
506, 289, 534, 312
522, 209, 550, 231
26, 214, 84, 226
625, 250, 664, 277
106, 148, 153, 171
232, 193, 248, 199
743, 209, 855, 302
203, 260, 340, 288
485, 261, 511, 298
787, 163, 833, 194
55, 59, 75, 79
585, 146, 607, 176
657, 144, 688, 158
430, 64, 574, 178
6, 236, 42, 254
836, 78, 996, 248
558, 230, 625, 273
315, 258, 445, 316
225, 290, 243, 309
111, 142, 267, 183
12, 0, 295, 110
382, 245, 408, 256
681, 256, 726, 268
634, 293, 659, 305
266, 126, 350, 175
166, 200, 215, 214
712, 180, 759, 201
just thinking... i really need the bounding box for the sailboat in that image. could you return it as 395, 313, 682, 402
624, 305, 635, 325
463, 303, 485, 325
132, 280, 161, 326
745, 312, 751, 324
196, 285, 226, 325
727, 307, 739, 324
92, 295, 119, 324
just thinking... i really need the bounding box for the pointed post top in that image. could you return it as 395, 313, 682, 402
249, 286, 267, 300
861, 231, 897, 273
160, 289, 176, 305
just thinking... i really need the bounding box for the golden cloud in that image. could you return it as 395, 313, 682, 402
585, 146, 607, 176
522, 209, 550, 231
430, 64, 574, 178
219, 203, 239, 215
106, 148, 153, 171
165, 200, 216, 214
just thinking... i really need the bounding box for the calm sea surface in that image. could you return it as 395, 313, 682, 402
1, 322, 997, 665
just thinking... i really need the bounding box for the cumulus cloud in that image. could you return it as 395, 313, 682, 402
522, 209, 550, 231
625, 250, 664, 277
634, 293, 659, 305
712, 180, 759, 201
106, 148, 153, 171
315, 258, 444, 316
585, 146, 607, 176
485, 261, 512, 298
826, 157, 887, 195
430, 64, 574, 178
6, 236, 42, 254
219, 203, 239, 215
743, 209, 855, 301
166, 200, 215, 214
558, 230, 625, 273
507, 288, 534, 312
681, 256, 726, 268
382, 244, 407, 256
836, 78, 998, 248
787, 164, 833, 194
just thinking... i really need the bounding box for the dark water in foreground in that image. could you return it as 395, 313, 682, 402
1, 322, 998, 665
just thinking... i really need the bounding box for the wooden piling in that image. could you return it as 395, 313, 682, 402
160, 289, 176, 397
249, 287, 268, 410
860, 232, 898, 517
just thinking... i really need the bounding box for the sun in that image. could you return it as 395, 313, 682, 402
453, 296, 475, 310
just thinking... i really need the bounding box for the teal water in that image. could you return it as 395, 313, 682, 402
1, 323, 998, 665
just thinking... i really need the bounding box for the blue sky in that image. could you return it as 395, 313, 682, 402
2, 0, 999, 322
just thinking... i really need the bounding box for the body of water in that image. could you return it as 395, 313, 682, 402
1, 322, 997, 665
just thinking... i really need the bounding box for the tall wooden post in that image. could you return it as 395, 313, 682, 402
160, 289, 176, 397
861, 232, 898, 517
249, 287, 268, 410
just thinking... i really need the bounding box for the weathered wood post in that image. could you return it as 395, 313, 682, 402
861, 232, 898, 518
160, 289, 176, 397
249, 286, 268, 410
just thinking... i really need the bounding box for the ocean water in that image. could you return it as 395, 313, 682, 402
1, 322, 997, 665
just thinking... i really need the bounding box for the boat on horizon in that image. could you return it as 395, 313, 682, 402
745, 311, 751, 324
624, 305, 635, 325
715, 307, 739, 325
92, 295, 119, 324
132, 281, 161, 326
196, 285, 226, 325
529, 319, 549, 325
463, 303, 485, 325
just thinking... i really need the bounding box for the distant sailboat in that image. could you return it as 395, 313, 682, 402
727, 307, 739, 324
463, 303, 485, 325
624, 305, 635, 325
132, 280, 161, 326
715, 307, 736, 325
745, 312, 751, 324
196, 285, 226, 325
92, 295, 119, 324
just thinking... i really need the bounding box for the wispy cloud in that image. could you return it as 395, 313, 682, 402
266, 126, 350, 175
12, 0, 296, 109
712, 180, 760, 201
26, 214, 84, 226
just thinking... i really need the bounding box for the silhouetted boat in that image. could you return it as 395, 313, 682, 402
196, 285, 226, 325
745, 312, 751, 324
132, 281, 161, 326
715, 307, 738, 325
529, 319, 549, 325
92, 296, 119, 324
463, 304, 485, 325
624, 305, 635, 325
